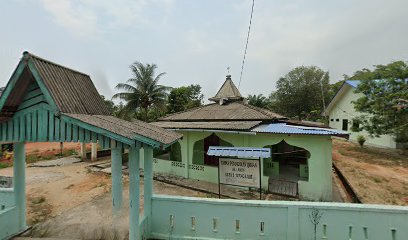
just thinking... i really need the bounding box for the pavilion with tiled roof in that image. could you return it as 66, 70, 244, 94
0, 52, 181, 240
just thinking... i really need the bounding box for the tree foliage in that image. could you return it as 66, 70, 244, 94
167, 84, 203, 113
100, 95, 117, 115
247, 94, 270, 109
273, 66, 330, 121
112, 61, 169, 122
350, 61, 408, 141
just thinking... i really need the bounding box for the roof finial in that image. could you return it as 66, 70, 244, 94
227, 66, 230, 74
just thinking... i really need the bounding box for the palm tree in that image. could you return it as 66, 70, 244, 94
113, 61, 169, 122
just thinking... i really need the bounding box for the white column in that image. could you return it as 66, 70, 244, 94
91, 142, 97, 161
129, 145, 140, 240
13, 142, 26, 230
143, 145, 153, 237
80, 142, 87, 160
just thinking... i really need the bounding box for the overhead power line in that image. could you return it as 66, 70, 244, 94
238, 0, 255, 89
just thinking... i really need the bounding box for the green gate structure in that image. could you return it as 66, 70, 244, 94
0, 52, 181, 240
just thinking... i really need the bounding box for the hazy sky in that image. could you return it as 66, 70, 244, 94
1, 0, 408, 101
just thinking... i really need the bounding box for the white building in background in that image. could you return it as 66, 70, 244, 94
324, 80, 397, 149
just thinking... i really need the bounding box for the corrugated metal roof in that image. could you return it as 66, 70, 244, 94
252, 123, 349, 137
64, 113, 182, 146
151, 121, 262, 130
345, 80, 361, 88
207, 146, 271, 158
28, 52, 111, 115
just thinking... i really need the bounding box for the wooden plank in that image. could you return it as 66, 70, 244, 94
64, 121, 72, 142
66, 123, 72, 141
91, 132, 97, 143
22, 88, 43, 101
49, 111, 54, 141
73, 124, 78, 142
85, 129, 91, 142
60, 119, 66, 141
27, 81, 39, 92
17, 95, 46, 110
54, 116, 60, 142
98, 134, 105, 148
26, 113, 32, 141
32, 111, 38, 141
38, 109, 44, 141
7, 120, 13, 142
78, 127, 84, 142
13, 117, 19, 141
19, 115, 25, 142
2, 122, 6, 141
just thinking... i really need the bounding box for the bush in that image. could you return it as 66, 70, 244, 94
357, 135, 366, 147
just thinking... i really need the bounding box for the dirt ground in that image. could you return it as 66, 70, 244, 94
332, 139, 408, 205
25, 142, 83, 154
0, 158, 207, 238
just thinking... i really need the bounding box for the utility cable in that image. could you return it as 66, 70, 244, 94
238, 0, 255, 89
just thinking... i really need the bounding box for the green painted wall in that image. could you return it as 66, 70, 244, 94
151, 195, 408, 240
168, 130, 333, 201
328, 85, 397, 148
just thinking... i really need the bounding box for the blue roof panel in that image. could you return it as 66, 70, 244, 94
252, 123, 348, 136
345, 80, 361, 88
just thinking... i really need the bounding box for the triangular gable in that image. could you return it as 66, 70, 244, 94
0, 52, 110, 119
0, 53, 59, 118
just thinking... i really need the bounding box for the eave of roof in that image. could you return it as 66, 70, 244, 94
63, 113, 182, 147
151, 121, 262, 131
252, 123, 349, 138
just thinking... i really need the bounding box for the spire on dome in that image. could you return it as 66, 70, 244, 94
208, 75, 243, 102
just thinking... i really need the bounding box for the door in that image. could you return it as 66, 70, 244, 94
204, 133, 220, 166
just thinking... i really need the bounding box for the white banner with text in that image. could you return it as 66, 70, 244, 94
219, 158, 260, 187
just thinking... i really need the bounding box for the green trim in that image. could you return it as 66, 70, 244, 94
17, 95, 46, 110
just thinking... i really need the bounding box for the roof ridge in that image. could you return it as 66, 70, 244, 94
236, 102, 286, 119
157, 103, 217, 121
24, 51, 90, 77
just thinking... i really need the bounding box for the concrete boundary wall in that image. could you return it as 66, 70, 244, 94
0, 188, 15, 210
0, 206, 19, 239
151, 195, 408, 240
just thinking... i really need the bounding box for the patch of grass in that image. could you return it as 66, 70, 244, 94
62, 148, 77, 157
372, 177, 382, 183
0, 162, 11, 168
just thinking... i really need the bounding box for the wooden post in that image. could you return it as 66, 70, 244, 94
80, 142, 87, 160
13, 142, 26, 230
91, 142, 97, 161
129, 145, 140, 240
111, 145, 123, 214
144, 145, 153, 237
